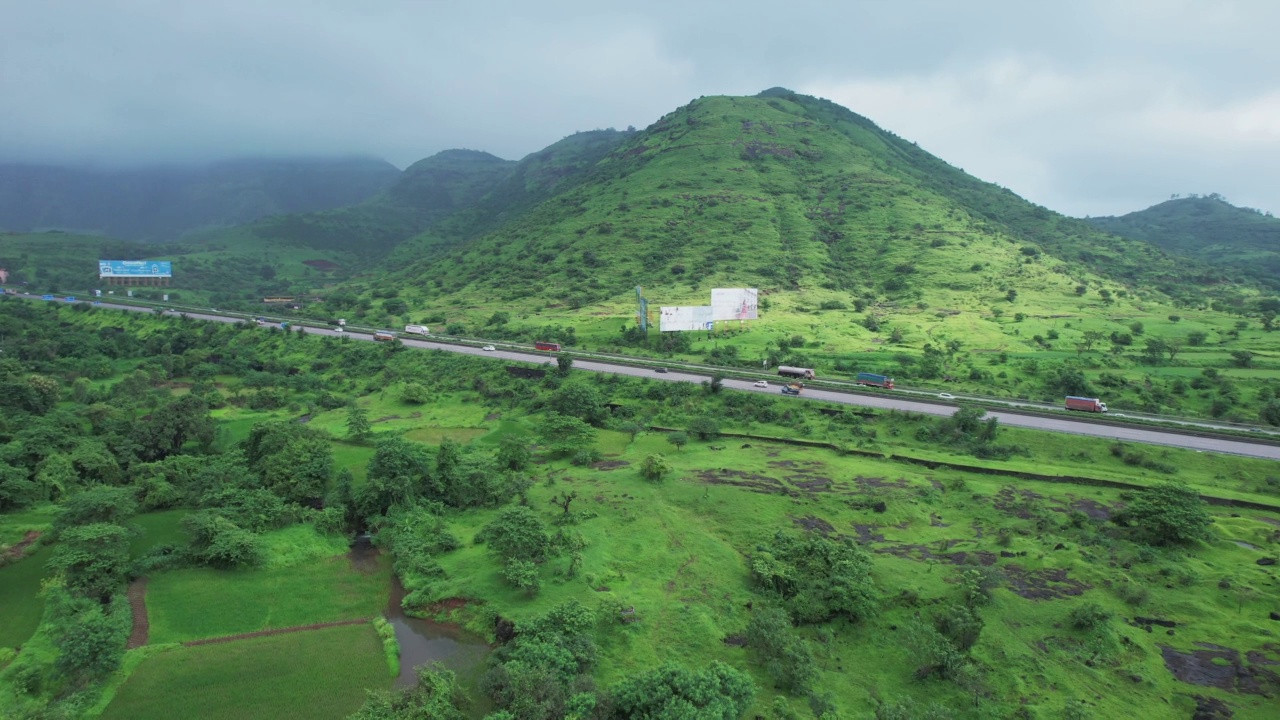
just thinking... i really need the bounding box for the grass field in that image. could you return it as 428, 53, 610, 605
0, 545, 55, 651
146, 539, 390, 644
100, 623, 388, 720
414, 430, 1280, 719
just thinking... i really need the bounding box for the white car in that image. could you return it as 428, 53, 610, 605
334, 327, 343, 333
753, 380, 769, 388
938, 393, 956, 400
482, 345, 496, 351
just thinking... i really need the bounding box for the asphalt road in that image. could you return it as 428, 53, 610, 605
44, 300, 1280, 461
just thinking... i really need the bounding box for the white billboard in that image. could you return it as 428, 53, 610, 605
659, 306, 714, 332
711, 288, 759, 321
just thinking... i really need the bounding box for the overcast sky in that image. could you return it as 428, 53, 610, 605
3, 0, 1277, 217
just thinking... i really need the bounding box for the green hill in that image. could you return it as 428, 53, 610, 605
1086, 196, 1280, 290
0, 157, 400, 242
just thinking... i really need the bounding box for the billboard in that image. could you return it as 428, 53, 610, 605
711, 288, 759, 321
99, 260, 172, 278
659, 305, 714, 332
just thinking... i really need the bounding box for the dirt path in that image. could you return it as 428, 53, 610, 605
126, 577, 149, 649
182, 618, 371, 647
1, 531, 41, 565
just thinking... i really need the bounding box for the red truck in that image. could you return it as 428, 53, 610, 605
534, 341, 561, 352
1065, 396, 1108, 413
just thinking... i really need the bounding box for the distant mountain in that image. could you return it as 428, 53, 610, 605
242, 130, 634, 263
0, 157, 401, 242
1086, 196, 1280, 290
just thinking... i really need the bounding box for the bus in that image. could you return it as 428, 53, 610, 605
534, 341, 561, 352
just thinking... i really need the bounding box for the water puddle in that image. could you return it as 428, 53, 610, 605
348, 535, 491, 690
1233, 540, 1260, 550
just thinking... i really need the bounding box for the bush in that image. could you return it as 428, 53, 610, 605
746, 607, 816, 693
1112, 481, 1212, 545
640, 454, 671, 482
750, 531, 877, 624
183, 511, 262, 569
1067, 602, 1112, 630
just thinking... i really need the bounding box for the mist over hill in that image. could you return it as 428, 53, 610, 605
0, 157, 401, 242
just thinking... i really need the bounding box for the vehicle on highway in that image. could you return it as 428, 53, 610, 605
334, 327, 343, 333
855, 372, 895, 389
778, 366, 816, 380
754, 380, 769, 388
534, 341, 561, 352
655, 367, 668, 373
373, 331, 396, 342
482, 345, 495, 351
938, 393, 955, 400
405, 324, 430, 336
781, 382, 804, 395
1065, 396, 1108, 413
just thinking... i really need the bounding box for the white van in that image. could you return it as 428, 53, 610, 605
404, 325, 430, 336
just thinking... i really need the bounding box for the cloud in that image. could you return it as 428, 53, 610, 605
0, 0, 1276, 216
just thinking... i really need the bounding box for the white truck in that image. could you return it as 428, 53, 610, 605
404, 324, 430, 336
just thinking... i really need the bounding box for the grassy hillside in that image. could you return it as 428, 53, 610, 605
0, 157, 400, 242
316, 91, 1279, 423
1086, 196, 1280, 290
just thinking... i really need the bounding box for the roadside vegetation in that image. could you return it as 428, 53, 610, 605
0, 294, 1278, 719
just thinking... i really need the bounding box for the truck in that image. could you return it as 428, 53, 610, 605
777, 366, 816, 380
1065, 396, 1107, 413
781, 382, 804, 395
855, 372, 894, 389
373, 331, 396, 342
534, 341, 561, 352
280, 322, 290, 330
404, 324, 430, 336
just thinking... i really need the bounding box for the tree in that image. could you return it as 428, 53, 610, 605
130, 395, 215, 462
47, 523, 132, 601
347, 404, 373, 440
504, 559, 541, 596
666, 431, 689, 452
51, 595, 126, 687
549, 384, 608, 425
536, 413, 596, 456
1005, 289, 1017, 302
183, 511, 262, 568
1164, 337, 1184, 362
1261, 400, 1280, 427
1231, 350, 1254, 368
487, 311, 511, 327
687, 417, 721, 441
556, 352, 574, 375
750, 531, 877, 623
709, 372, 725, 394
402, 382, 430, 404
1112, 481, 1212, 545
1080, 330, 1106, 353
243, 421, 334, 504
745, 607, 817, 692
1187, 330, 1208, 346
640, 454, 671, 482
53, 486, 138, 536
482, 506, 552, 564
360, 437, 433, 517
497, 434, 532, 471
617, 421, 643, 442
349, 663, 470, 720
608, 662, 755, 720
1141, 338, 1168, 365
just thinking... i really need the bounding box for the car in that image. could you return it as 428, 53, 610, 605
333, 327, 343, 333
938, 393, 955, 400
482, 345, 496, 351
753, 380, 769, 388
655, 367, 668, 373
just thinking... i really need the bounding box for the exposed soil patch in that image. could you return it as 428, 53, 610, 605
426, 597, 477, 615
1258, 516, 1280, 529
126, 577, 149, 649
851, 524, 885, 544
1160, 643, 1280, 695
875, 543, 998, 567
1192, 695, 1234, 720
373, 414, 402, 423
1, 530, 41, 564
1069, 498, 1117, 521
788, 475, 836, 492
1003, 564, 1091, 600
484, 413, 501, 421
295, 414, 313, 424
791, 515, 836, 535
994, 486, 1045, 519
183, 618, 369, 646
723, 633, 748, 647
853, 476, 910, 490
929, 478, 945, 492
591, 460, 631, 471
698, 469, 793, 496
302, 259, 342, 271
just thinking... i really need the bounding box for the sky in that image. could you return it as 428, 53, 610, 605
2, 0, 1278, 217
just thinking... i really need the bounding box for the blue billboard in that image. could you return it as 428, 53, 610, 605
99, 260, 172, 278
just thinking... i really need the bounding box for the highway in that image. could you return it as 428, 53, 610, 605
19, 296, 1280, 461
